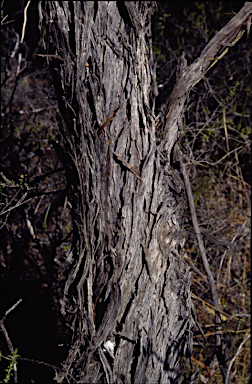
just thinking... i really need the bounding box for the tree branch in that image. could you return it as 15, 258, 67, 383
159, 2, 252, 161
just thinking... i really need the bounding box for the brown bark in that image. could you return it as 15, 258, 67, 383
38, 1, 252, 383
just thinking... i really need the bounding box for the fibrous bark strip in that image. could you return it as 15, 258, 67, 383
39, 2, 194, 382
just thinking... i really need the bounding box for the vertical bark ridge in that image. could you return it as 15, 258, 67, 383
39, 2, 194, 382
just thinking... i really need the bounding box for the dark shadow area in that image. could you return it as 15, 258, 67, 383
0, 267, 71, 383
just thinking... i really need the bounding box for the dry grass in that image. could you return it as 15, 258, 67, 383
184, 164, 251, 383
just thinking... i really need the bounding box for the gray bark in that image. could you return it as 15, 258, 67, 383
39, 2, 194, 383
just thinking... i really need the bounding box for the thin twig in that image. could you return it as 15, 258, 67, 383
16, 1, 31, 76
184, 254, 209, 285
113, 152, 142, 181
176, 145, 227, 374
21, 1, 31, 43
0, 299, 23, 383
1, 355, 64, 372
217, 218, 248, 285
0, 192, 32, 215
4, 299, 23, 321
191, 293, 247, 323
225, 333, 250, 384
177, 146, 222, 314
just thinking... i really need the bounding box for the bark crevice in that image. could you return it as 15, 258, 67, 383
39, 2, 195, 382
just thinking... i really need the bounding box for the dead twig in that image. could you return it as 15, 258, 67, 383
225, 333, 250, 384
176, 145, 227, 377
191, 293, 247, 324
0, 299, 23, 383
113, 152, 142, 181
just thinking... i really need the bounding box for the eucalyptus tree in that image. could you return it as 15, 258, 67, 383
38, 2, 252, 383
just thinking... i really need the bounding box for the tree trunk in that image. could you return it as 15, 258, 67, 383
39, 2, 194, 382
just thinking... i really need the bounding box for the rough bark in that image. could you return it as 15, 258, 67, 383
39, 2, 252, 383
38, 2, 194, 383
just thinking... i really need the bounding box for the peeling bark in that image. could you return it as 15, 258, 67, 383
38, 1, 252, 383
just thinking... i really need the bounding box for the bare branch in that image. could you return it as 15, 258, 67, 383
159, 2, 252, 161
225, 333, 251, 384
